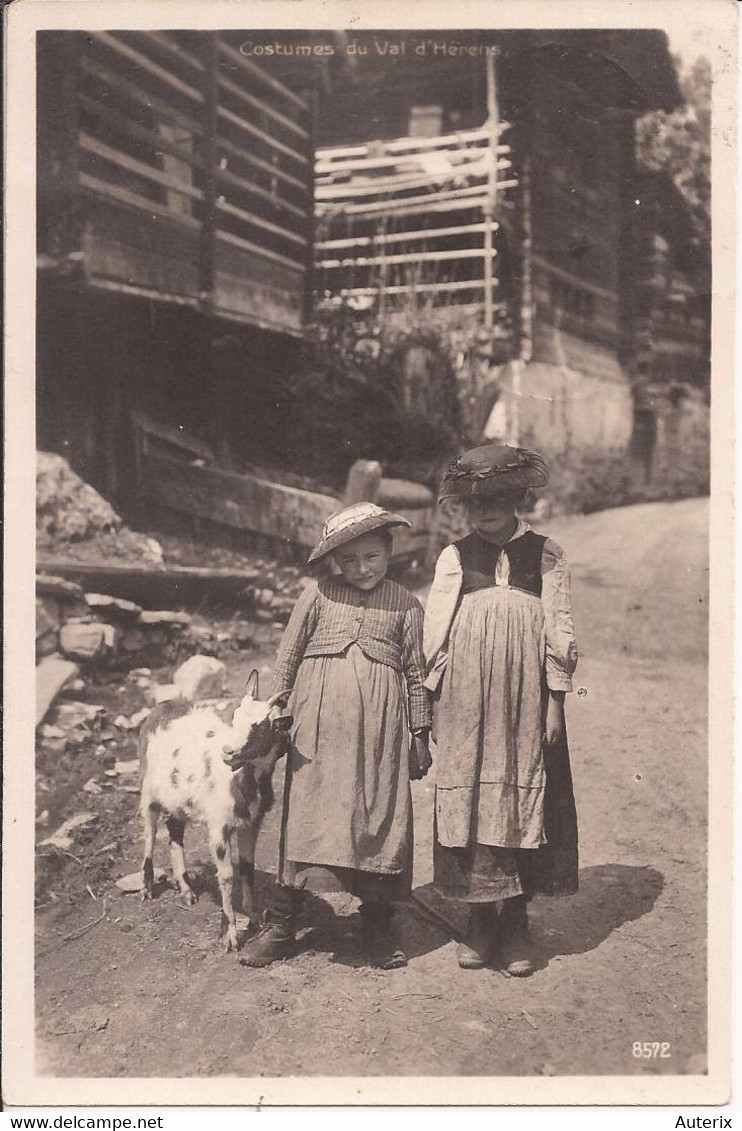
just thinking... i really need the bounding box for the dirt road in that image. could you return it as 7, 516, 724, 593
35, 498, 709, 1079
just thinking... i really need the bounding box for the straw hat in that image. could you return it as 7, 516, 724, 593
308, 502, 411, 564
438, 443, 549, 503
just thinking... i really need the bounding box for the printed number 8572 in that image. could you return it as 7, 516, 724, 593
633, 1042, 671, 1059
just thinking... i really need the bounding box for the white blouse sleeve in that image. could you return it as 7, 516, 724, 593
541, 538, 578, 692
422, 544, 463, 691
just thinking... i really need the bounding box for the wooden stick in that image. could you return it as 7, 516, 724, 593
319, 247, 497, 269
317, 122, 510, 161
79, 133, 203, 200
316, 222, 497, 250
89, 32, 204, 104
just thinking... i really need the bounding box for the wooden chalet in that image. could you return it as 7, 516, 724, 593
37, 31, 314, 508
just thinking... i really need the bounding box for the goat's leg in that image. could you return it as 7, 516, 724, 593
212, 826, 239, 953
235, 823, 258, 925
166, 816, 197, 905
141, 800, 159, 901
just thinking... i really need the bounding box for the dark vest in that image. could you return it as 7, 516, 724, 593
455, 531, 547, 597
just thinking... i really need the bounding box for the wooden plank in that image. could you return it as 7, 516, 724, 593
217, 164, 306, 220
316, 182, 504, 217
218, 71, 310, 140
217, 37, 309, 113
531, 255, 617, 302
316, 145, 507, 176
79, 133, 203, 200
316, 162, 502, 201
87, 277, 201, 307
319, 248, 495, 269
217, 103, 309, 167
199, 33, 218, 302
216, 197, 307, 251
337, 278, 499, 297
317, 124, 508, 160
316, 222, 494, 250
215, 222, 306, 272
78, 55, 204, 135
78, 93, 205, 169
79, 172, 201, 228
89, 31, 205, 104
36, 558, 262, 610
145, 31, 205, 72
217, 133, 309, 193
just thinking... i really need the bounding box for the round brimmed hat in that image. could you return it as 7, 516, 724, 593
308, 502, 411, 564
438, 443, 549, 503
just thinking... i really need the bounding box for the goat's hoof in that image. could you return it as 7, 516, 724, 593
181, 888, 197, 906
141, 888, 153, 902
224, 927, 239, 954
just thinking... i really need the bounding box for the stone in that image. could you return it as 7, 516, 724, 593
36, 655, 80, 726
139, 611, 191, 627
37, 596, 61, 638
82, 777, 103, 794
59, 623, 108, 660
36, 574, 85, 604
39, 812, 99, 851
115, 869, 165, 894
85, 593, 142, 622
52, 701, 105, 731
153, 684, 181, 705
173, 655, 226, 702
114, 758, 140, 775
38, 725, 66, 741
120, 629, 148, 654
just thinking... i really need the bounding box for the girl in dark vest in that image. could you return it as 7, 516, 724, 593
424, 444, 578, 974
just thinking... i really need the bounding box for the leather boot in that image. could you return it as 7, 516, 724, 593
359, 902, 407, 970
499, 895, 535, 976
240, 891, 296, 967
457, 903, 496, 969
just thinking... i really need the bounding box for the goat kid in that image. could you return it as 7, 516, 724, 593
139, 669, 291, 952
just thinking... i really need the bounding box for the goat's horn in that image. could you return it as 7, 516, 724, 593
267, 688, 292, 708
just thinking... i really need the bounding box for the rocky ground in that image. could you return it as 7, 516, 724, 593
34, 498, 709, 1080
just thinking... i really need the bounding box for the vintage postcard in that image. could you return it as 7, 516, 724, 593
2, 0, 736, 1110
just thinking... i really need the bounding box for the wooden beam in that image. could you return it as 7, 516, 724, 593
79, 172, 201, 228
218, 71, 309, 140
89, 31, 205, 104
336, 278, 500, 297
217, 134, 309, 194
199, 33, 218, 303
316, 222, 496, 249
531, 254, 617, 302
79, 133, 203, 200
318, 247, 496, 269
216, 227, 305, 274
145, 31, 205, 72
317, 182, 511, 217
217, 103, 309, 167
78, 93, 205, 169
78, 55, 204, 136
316, 145, 508, 176
317, 123, 510, 161
216, 197, 308, 250
316, 162, 509, 201
216, 37, 309, 113
217, 164, 306, 220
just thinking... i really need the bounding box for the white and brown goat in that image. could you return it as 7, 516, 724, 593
139, 669, 291, 951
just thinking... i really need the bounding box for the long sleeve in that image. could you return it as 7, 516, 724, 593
541, 539, 578, 692
271, 581, 321, 696
402, 600, 433, 731
422, 543, 463, 692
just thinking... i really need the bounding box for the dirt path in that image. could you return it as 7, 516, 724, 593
35, 498, 709, 1079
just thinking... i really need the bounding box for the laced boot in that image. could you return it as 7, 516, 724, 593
240, 893, 296, 967
457, 903, 496, 969
499, 895, 536, 977
359, 902, 407, 970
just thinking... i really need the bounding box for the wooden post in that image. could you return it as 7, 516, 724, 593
483, 51, 500, 332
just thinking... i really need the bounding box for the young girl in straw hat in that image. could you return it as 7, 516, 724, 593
424, 443, 578, 975
241, 501, 432, 970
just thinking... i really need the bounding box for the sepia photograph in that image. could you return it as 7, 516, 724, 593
2, 0, 736, 1109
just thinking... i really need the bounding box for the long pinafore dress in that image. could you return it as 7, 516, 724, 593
426, 528, 579, 903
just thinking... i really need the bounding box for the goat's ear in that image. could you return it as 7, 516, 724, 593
244, 669, 260, 700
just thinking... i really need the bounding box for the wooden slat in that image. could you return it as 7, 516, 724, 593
217, 38, 309, 113
336, 278, 500, 297
217, 134, 308, 194
89, 31, 205, 104
78, 93, 205, 170
87, 277, 201, 306
218, 103, 309, 167
78, 55, 204, 136
316, 160, 508, 201
79, 133, 203, 200
316, 145, 508, 176
216, 197, 307, 250
319, 247, 496, 269
317, 182, 497, 217
217, 164, 306, 220
144, 31, 205, 72
532, 254, 617, 302
218, 71, 309, 140
326, 181, 519, 220
316, 222, 495, 250
317, 124, 508, 160
79, 171, 201, 229
216, 227, 305, 274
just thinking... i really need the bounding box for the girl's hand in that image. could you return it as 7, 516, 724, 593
409, 732, 432, 780
544, 692, 566, 747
